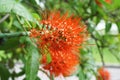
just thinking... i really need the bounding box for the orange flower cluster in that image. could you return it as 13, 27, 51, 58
97, 67, 110, 80
30, 12, 87, 76
41, 51, 79, 76
95, 0, 111, 6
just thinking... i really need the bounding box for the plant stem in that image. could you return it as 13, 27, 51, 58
91, 33, 105, 66
0, 14, 10, 23
0, 32, 28, 38
91, 32, 105, 66
50, 73, 54, 80
16, 15, 28, 36
39, 68, 51, 79
95, 39, 105, 66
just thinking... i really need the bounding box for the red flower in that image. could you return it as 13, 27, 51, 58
39, 12, 87, 53
30, 28, 40, 38
30, 11, 87, 76
41, 51, 79, 76
97, 67, 110, 80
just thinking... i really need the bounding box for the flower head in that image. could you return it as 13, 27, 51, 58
30, 11, 87, 76
39, 12, 87, 53
30, 28, 40, 38
41, 51, 79, 76
97, 67, 110, 80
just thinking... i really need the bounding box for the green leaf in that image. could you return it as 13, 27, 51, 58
0, 0, 34, 21
105, 22, 112, 33
13, 20, 23, 30
47, 53, 52, 63
109, 0, 120, 10
116, 22, 120, 33
88, 25, 95, 33
12, 3, 34, 21
0, 63, 10, 80
0, 37, 20, 50
46, 53, 52, 64
0, 51, 7, 59
26, 41, 40, 80
35, 77, 41, 80
32, 13, 41, 20
97, 7, 107, 19
91, 1, 97, 14
78, 67, 85, 80
0, 0, 16, 13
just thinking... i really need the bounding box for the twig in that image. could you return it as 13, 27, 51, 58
104, 65, 120, 68
0, 14, 10, 23
39, 68, 51, 79
0, 32, 28, 38
50, 73, 54, 80
91, 33, 105, 66
95, 39, 105, 66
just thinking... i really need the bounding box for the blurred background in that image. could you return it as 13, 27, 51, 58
0, 0, 120, 80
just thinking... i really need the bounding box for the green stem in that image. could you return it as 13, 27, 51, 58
0, 32, 28, 38
91, 34, 105, 66
95, 40, 105, 66
39, 68, 51, 79
0, 14, 10, 23
16, 15, 28, 36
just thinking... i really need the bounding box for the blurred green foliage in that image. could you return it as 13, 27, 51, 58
0, 0, 120, 80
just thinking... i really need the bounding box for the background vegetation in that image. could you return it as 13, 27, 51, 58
0, 0, 120, 80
